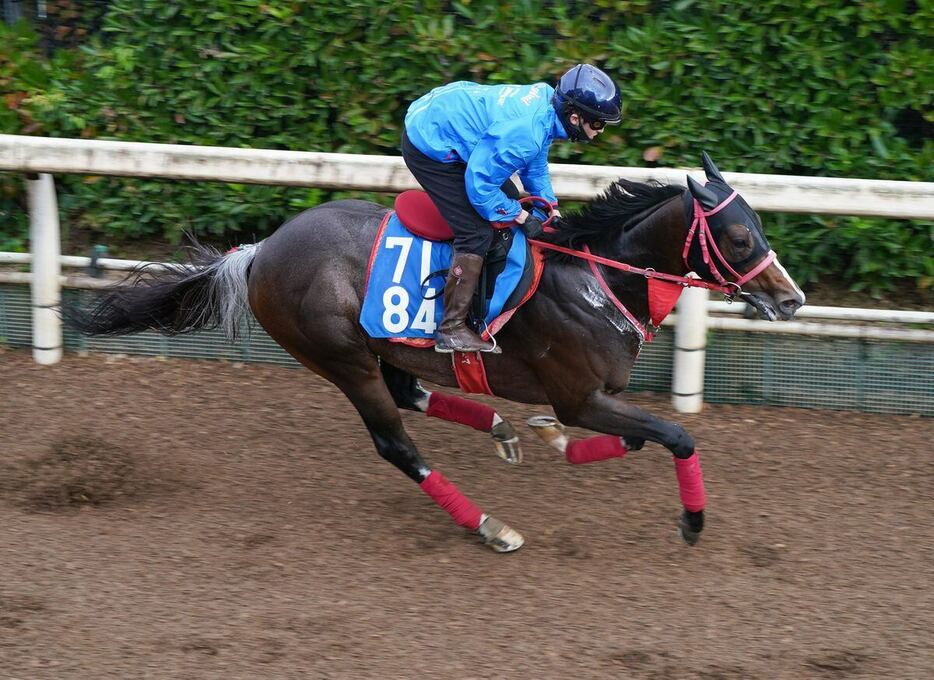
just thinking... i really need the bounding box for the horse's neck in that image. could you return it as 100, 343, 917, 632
534, 194, 690, 330
617, 193, 689, 275
579, 193, 689, 329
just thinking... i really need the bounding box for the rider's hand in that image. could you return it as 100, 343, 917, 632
520, 215, 545, 240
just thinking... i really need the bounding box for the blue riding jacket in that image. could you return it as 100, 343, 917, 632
404, 81, 568, 222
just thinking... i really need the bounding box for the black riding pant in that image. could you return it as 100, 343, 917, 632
401, 131, 517, 257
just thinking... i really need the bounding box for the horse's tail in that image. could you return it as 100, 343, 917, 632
63, 242, 261, 341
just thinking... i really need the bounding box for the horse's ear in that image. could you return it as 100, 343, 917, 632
701, 151, 726, 184
687, 174, 718, 209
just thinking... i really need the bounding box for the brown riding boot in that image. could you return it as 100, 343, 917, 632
434, 252, 500, 353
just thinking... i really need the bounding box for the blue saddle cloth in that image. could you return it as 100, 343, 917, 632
360, 212, 528, 339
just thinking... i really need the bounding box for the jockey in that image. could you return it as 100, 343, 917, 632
402, 63, 621, 353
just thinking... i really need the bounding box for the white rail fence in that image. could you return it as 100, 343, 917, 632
2, 135, 932, 413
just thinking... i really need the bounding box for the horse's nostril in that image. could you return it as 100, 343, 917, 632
779, 298, 802, 315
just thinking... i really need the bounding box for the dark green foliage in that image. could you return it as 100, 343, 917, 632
1, 0, 931, 294
0, 20, 48, 250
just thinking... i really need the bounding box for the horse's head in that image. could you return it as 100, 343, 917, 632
685, 153, 805, 320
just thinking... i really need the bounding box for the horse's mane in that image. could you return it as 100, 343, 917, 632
546, 179, 684, 255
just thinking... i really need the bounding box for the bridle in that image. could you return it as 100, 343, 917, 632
521, 193, 776, 341
681, 191, 776, 293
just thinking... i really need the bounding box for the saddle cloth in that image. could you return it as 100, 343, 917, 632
360, 209, 530, 343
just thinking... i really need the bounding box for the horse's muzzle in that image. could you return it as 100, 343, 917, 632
743, 291, 803, 321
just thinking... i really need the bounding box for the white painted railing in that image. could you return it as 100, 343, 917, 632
2, 134, 931, 412
3, 135, 934, 217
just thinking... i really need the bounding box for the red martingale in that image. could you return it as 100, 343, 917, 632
647, 278, 685, 328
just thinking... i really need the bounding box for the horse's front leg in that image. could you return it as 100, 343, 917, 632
536, 389, 706, 545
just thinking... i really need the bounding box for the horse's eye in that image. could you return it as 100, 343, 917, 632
732, 237, 749, 248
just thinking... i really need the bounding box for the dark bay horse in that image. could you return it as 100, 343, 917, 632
66, 153, 805, 552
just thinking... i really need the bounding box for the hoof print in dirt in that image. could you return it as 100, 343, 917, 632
1, 435, 143, 512
0, 594, 45, 630
741, 545, 781, 568
805, 649, 873, 676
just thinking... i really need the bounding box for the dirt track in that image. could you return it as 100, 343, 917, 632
1, 347, 931, 679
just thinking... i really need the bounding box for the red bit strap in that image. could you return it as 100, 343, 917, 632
426, 392, 495, 432
566, 435, 628, 464
419, 471, 483, 530
673, 452, 707, 512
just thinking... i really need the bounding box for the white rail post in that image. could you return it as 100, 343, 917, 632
672, 284, 709, 413
26, 172, 63, 365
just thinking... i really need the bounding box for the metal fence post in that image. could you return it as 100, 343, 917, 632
672, 285, 709, 413
26, 172, 62, 365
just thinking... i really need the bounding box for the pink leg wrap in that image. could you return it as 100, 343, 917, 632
426, 392, 495, 432
565, 435, 628, 464
673, 452, 707, 512
419, 471, 483, 530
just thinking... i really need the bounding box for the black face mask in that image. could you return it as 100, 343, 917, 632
683, 155, 772, 282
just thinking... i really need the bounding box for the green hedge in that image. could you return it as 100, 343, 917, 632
2, 0, 931, 294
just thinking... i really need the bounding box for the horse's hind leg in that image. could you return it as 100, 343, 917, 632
313, 358, 524, 552
379, 361, 523, 464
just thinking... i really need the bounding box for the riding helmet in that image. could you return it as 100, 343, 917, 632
552, 64, 622, 141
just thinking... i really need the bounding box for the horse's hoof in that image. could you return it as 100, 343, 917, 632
677, 510, 704, 546
491, 420, 522, 464
527, 415, 568, 453
477, 515, 524, 553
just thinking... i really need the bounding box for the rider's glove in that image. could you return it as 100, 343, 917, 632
520, 215, 545, 240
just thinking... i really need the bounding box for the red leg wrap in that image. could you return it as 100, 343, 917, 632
426, 392, 495, 432
419, 471, 483, 530
565, 435, 628, 464
673, 452, 707, 512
